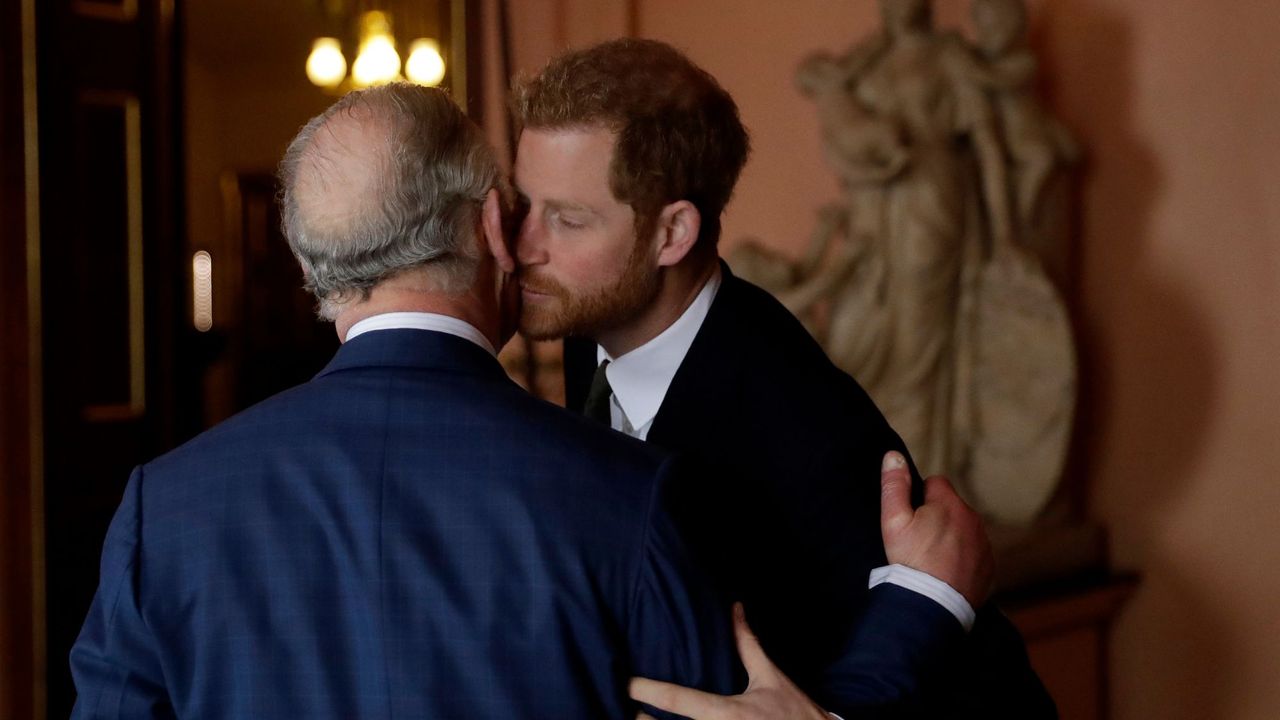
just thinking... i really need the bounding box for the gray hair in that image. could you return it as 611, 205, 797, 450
279, 83, 499, 318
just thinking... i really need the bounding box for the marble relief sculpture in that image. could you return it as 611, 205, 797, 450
732, 0, 1079, 527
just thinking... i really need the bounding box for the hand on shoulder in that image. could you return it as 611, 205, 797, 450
879, 452, 994, 607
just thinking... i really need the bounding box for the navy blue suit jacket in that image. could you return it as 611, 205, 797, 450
71, 329, 740, 719
565, 266, 1054, 717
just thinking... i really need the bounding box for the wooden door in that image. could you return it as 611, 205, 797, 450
34, 0, 191, 715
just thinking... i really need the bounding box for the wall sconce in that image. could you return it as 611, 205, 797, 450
192, 250, 213, 332
306, 8, 446, 91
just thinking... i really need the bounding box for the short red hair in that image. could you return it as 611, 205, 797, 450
512, 38, 751, 251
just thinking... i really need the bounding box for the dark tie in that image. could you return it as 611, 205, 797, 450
583, 360, 613, 426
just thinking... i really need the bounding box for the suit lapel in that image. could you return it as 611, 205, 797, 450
645, 263, 745, 447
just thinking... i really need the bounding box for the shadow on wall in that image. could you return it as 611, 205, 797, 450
1039, 1, 1230, 716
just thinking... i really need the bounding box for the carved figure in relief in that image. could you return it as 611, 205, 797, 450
731, 0, 1078, 526
968, 0, 1081, 227
798, 0, 1018, 488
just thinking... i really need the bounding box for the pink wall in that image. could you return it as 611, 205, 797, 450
1034, 2, 1280, 718
521, 1, 1280, 717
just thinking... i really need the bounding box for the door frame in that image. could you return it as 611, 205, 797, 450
0, 0, 47, 716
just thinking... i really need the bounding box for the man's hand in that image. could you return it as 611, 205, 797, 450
630, 603, 830, 720
880, 451, 994, 607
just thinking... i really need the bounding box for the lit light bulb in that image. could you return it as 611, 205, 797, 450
306, 37, 347, 88
352, 34, 400, 87
351, 11, 401, 88
406, 39, 446, 86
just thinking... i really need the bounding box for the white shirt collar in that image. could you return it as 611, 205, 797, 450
597, 266, 722, 438
345, 311, 497, 356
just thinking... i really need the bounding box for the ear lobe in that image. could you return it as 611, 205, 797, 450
481, 188, 515, 274
654, 200, 701, 268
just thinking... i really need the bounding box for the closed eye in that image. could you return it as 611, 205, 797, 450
552, 212, 588, 231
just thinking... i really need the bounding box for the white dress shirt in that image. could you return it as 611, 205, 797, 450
345, 311, 497, 355
596, 269, 722, 440
592, 267, 975, 631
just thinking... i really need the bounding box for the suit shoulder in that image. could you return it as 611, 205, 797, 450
144, 381, 320, 476
714, 275, 849, 387
718, 276, 830, 362
701, 275, 895, 437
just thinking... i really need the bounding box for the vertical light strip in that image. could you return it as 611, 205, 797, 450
20, 0, 47, 714
124, 98, 145, 416
192, 251, 213, 332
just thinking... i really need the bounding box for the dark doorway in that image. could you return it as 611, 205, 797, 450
202, 172, 339, 423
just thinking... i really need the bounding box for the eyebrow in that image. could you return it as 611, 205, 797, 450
547, 200, 599, 216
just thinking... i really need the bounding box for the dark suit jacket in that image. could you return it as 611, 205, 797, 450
71, 328, 739, 719
566, 265, 1055, 717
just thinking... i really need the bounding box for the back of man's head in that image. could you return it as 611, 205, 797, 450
511, 38, 750, 252
280, 83, 499, 319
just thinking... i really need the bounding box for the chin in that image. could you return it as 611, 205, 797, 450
518, 310, 570, 342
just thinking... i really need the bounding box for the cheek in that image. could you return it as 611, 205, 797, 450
552, 232, 635, 290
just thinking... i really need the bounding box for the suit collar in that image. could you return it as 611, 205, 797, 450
344, 311, 497, 355
317, 328, 509, 382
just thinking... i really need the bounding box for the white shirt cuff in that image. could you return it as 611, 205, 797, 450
868, 564, 976, 632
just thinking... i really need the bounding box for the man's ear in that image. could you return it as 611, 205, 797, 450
653, 200, 701, 268
481, 188, 515, 274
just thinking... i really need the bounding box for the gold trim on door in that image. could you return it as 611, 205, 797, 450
71, 0, 138, 22
79, 91, 146, 423
20, 0, 47, 714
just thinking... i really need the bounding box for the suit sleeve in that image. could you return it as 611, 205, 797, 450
626, 458, 744, 719
70, 467, 176, 720
816, 583, 965, 716
928, 605, 1058, 718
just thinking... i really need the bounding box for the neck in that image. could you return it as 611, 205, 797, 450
334, 274, 502, 349
596, 253, 717, 358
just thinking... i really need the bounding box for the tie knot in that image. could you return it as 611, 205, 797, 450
583, 360, 613, 425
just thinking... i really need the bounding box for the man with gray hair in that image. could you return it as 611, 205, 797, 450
68, 83, 741, 719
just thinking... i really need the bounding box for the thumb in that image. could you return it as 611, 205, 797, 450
733, 602, 779, 686
880, 451, 913, 537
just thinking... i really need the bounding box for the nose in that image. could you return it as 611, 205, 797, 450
514, 211, 547, 267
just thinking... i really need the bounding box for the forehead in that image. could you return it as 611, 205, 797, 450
514, 126, 621, 204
